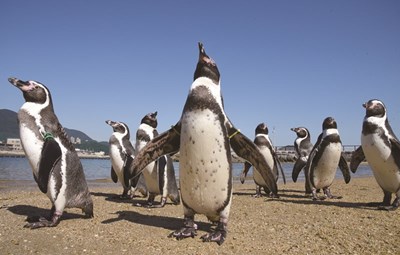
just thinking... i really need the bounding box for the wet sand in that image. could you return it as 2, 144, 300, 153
0, 177, 399, 254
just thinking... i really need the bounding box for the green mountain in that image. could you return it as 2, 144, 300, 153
0, 109, 109, 154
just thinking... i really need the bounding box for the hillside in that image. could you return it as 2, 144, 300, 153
0, 109, 109, 153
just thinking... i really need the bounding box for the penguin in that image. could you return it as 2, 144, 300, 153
305, 117, 351, 200
105, 120, 147, 198
240, 123, 286, 197
125, 42, 277, 245
8, 77, 93, 228
291, 127, 313, 194
131, 112, 180, 208
350, 99, 400, 210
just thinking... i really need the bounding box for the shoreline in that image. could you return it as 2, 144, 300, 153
0, 151, 109, 160
0, 176, 399, 254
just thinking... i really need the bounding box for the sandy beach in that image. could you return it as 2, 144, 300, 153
0, 177, 399, 255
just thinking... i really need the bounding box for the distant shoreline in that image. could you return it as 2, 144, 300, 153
0, 150, 109, 160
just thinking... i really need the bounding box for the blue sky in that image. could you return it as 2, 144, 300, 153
1, 1, 399, 146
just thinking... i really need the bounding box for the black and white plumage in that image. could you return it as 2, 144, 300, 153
131, 112, 180, 208
305, 117, 350, 200
291, 127, 313, 194
351, 99, 400, 210
106, 120, 147, 198
8, 77, 93, 228
240, 123, 285, 197
125, 42, 277, 245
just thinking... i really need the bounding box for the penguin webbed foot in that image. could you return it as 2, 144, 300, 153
311, 188, 325, 201
144, 201, 166, 208
378, 197, 399, 211
24, 213, 62, 229
168, 227, 198, 240
200, 222, 227, 246
134, 200, 166, 208
268, 192, 279, 199
168, 217, 198, 240
323, 188, 343, 200
113, 193, 131, 200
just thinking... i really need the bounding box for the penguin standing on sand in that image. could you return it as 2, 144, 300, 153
291, 127, 313, 194
125, 42, 277, 245
106, 120, 147, 198
305, 117, 351, 200
8, 77, 93, 228
131, 112, 180, 207
240, 123, 286, 197
351, 99, 400, 210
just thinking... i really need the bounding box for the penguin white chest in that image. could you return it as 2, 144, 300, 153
362, 134, 400, 193
109, 144, 125, 178
312, 142, 341, 189
20, 123, 43, 175
253, 146, 275, 186
179, 109, 231, 214
135, 125, 158, 193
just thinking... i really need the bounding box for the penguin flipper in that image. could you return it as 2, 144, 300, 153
38, 138, 62, 194
157, 156, 167, 196
123, 155, 134, 187
125, 122, 181, 187
339, 154, 351, 184
273, 152, 286, 184
389, 138, 400, 168
350, 146, 365, 173
111, 166, 118, 183
227, 126, 278, 195
292, 158, 306, 182
306, 140, 320, 189
240, 162, 252, 184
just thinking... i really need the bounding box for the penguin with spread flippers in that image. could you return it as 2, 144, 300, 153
106, 120, 147, 198
125, 43, 277, 245
351, 99, 400, 210
305, 117, 351, 200
291, 127, 313, 194
240, 123, 285, 197
8, 77, 93, 228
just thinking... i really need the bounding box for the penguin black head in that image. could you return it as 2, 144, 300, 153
290, 127, 310, 138
363, 99, 386, 118
255, 123, 269, 135
193, 42, 220, 84
9, 77, 51, 105
106, 120, 130, 136
141, 111, 158, 128
322, 117, 337, 130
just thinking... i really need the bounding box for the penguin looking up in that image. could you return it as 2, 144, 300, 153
125, 42, 277, 245
351, 99, 400, 210
106, 120, 147, 199
240, 122, 286, 197
8, 77, 93, 228
290, 127, 313, 194
131, 112, 180, 208
305, 117, 351, 200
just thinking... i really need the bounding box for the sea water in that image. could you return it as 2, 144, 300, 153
0, 157, 373, 182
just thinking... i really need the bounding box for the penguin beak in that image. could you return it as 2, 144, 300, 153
198, 42, 216, 66
290, 128, 297, 132
362, 103, 367, 109
8, 77, 36, 92
106, 120, 116, 127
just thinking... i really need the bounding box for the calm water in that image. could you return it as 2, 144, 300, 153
0, 157, 373, 183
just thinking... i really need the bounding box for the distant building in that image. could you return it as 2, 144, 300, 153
6, 138, 23, 151
70, 136, 82, 145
